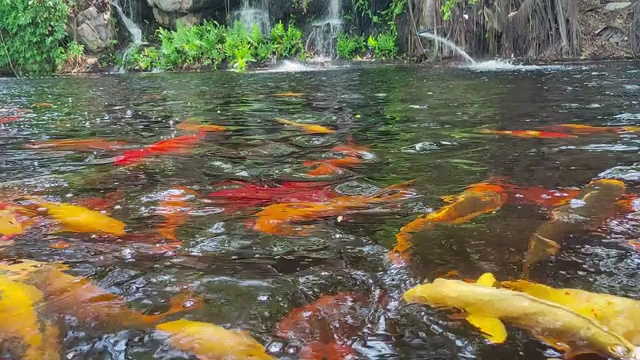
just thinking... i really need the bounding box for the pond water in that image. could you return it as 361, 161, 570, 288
1, 62, 640, 359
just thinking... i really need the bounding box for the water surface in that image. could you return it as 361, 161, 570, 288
1, 62, 640, 359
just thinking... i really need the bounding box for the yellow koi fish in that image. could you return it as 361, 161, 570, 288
389, 183, 506, 263
35, 201, 126, 236
275, 118, 335, 134
0, 276, 59, 360
523, 179, 626, 277
502, 279, 640, 345
156, 319, 274, 360
403, 275, 637, 360
0, 205, 34, 240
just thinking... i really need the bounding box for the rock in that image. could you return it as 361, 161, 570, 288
152, 7, 173, 27
176, 13, 202, 27
71, 6, 115, 52
152, 0, 190, 13
604, 2, 631, 11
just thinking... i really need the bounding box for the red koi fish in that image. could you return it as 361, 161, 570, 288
500, 184, 581, 208
0, 115, 20, 124
209, 181, 338, 209
276, 293, 367, 360
76, 189, 124, 214
479, 129, 577, 139
113, 131, 206, 166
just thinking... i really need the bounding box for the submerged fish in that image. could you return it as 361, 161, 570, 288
543, 124, 640, 134
389, 183, 507, 263
273, 92, 303, 97
0, 276, 59, 360
24, 139, 128, 151
76, 189, 124, 213
157, 186, 197, 242
0, 204, 35, 240
176, 121, 227, 132
502, 279, 640, 345
277, 293, 367, 360
113, 131, 206, 166
523, 179, 626, 278
403, 275, 637, 359
479, 129, 577, 139
209, 180, 338, 209
0, 115, 20, 124
304, 157, 362, 176
253, 180, 417, 236
501, 184, 580, 208
33, 200, 126, 236
275, 118, 335, 134
0, 259, 201, 329
156, 319, 273, 360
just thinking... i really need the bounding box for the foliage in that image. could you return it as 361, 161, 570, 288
441, 0, 478, 20
0, 0, 69, 76
126, 21, 306, 72
368, 30, 398, 59
337, 34, 366, 59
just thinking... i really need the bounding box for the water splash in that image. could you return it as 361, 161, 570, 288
233, 0, 270, 34
306, 0, 343, 59
464, 59, 567, 72
416, 31, 475, 64
255, 60, 348, 73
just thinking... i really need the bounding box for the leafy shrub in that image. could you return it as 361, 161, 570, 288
0, 0, 69, 75
336, 34, 366, 59
367, 30, 398, 59
126, 21, 306, 72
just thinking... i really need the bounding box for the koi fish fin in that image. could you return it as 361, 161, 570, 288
531, 332, 570, 352
476, 273, 497, 287
465, 314, 507, 343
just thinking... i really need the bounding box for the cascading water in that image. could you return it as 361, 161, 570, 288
306, 0, 343, 61
111, 0, 144, 72
416, 31, 476, 64
232, 0, 270, 34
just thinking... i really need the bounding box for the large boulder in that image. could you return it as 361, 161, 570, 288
69, 5, 115, 52
147, 0, 232, 27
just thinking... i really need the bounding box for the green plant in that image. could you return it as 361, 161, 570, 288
0, 0, 69, 76
441, 0, 478, 20
270, 22, 305, 60
367, 30, 398, 59
66, 41, 85, 66
337, 34, 365, 59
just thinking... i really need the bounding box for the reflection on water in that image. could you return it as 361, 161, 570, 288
0, 61, 639, 359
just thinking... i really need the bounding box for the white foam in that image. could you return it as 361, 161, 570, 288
464, 59, 567, 72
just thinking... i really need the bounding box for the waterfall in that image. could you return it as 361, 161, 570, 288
232, 0, 270, 34
416, 31, 476, 64
111, 0, 143, 44
306, 0, 343, 60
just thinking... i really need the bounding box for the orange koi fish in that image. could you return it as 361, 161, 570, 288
157, 186, 198, 242
32, 200, 126, 236
254, 180, 416, 236
0, 259, 202, 330
32, 102, 53, 108
176, 121, 227, 132
24, 139, 128, 152
304, 157, 362, 177
389, 183, 507, 264
543, 124, 640, 134
276, 293, 367, 360
479, 129, 577, 139
276, 118, 335, 134
331, 134, 372, 158
113, 130, 206, 166
273, 92, 303, 97
523, 179, 626, 278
